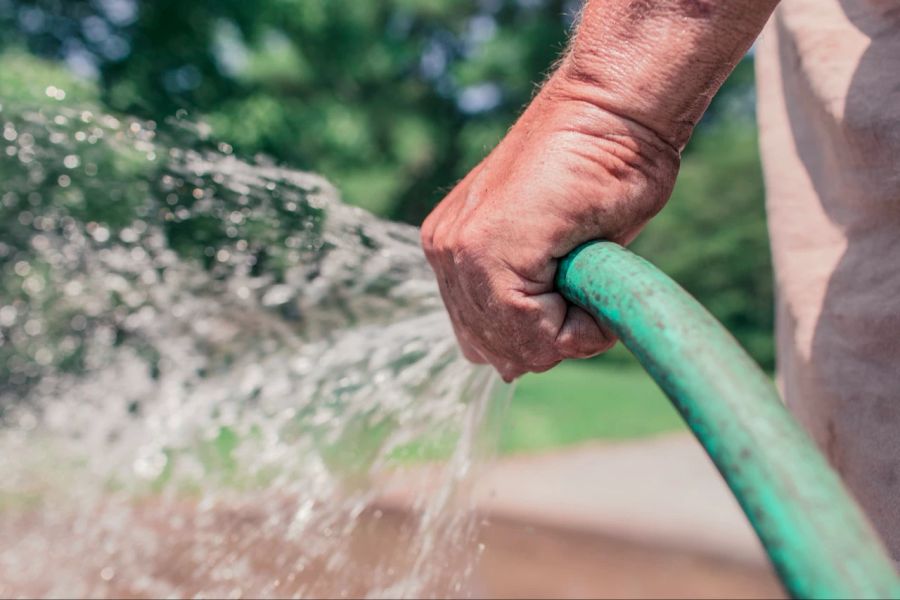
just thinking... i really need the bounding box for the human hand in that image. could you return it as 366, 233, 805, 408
421, 67, 680, 381
422, 0, 776, 381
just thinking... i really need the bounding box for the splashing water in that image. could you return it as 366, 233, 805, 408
0, 92, 508, 597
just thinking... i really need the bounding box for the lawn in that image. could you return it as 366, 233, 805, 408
388, 353, 688, 462
500, 357, 686, 454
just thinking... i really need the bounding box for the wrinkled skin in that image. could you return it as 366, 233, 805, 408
421, 66, 680, 381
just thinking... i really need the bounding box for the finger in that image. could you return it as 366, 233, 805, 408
529, 360, 561, 374
454, 325, 518, 377
555, 304, 617, 359
455, 291, 565, 378
427, 231, 492, 366
421, 183, 468, 259
497, 359, 527, 383
443, 277, 531, 378
434, 275, 489, 365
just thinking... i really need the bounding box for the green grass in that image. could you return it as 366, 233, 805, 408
499, 357, 686, 454
388, 354, 687, 462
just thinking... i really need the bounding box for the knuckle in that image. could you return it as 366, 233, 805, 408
420, 224, 435, 254
504, 335, 557, 369
511, 301, 545, 326
452, 221, 488, 263
421, 213, 444, 256
526, 347, 562, 370
426, 226, 455, 263
454, 219, 481, 247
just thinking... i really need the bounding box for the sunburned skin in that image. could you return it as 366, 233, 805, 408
422, 0, 780, 381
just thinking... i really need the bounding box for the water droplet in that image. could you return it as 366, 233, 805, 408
0, 126, 499, 598
64, 281, 83, 296
23, 276, 45, 295
0, 305, 17, 326
119, 228, 138, 243
34, 347, 53, 365
24, 319, 43, 336
13, 261, 31, 276
133, 447, 167, 479
261, 285, 293, 306
90, 226, 110, 243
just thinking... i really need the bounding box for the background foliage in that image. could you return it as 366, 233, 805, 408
0, 0, 774, 368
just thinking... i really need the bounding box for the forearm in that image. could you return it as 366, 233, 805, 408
555, 0, 779, 150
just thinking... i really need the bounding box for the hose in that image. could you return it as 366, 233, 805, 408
557, 241, 900, 599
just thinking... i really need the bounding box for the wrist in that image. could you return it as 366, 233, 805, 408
555, 0, 777, 150
553, 52, 697, 151
496, 73, 681, 247
535, 69, 681, 178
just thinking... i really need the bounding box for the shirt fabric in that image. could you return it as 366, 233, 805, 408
756, 0, 900, 560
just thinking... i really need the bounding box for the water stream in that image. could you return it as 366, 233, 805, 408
0, 96, 507, 597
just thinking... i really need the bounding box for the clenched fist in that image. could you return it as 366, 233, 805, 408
421, 0, 775, 381
421, 66, 680, 381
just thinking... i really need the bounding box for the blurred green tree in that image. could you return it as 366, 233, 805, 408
0, 0, 580, 220
0, 0, 774, 366
1, 0, 753, 218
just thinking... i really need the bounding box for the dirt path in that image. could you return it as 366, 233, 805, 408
0, 503, 782, 599
1, 434, 784, 598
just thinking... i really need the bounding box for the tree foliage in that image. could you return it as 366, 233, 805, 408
1, 0, 581, 221
0, 0, 775, 366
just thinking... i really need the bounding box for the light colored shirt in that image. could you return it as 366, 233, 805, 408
756, 0, 900, 559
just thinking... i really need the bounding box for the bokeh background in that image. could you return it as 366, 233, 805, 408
0, 0, 773, 453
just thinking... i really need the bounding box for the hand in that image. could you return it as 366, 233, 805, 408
421, 68, 681, 381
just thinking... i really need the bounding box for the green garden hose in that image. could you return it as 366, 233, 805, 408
556, 241, 900, 599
